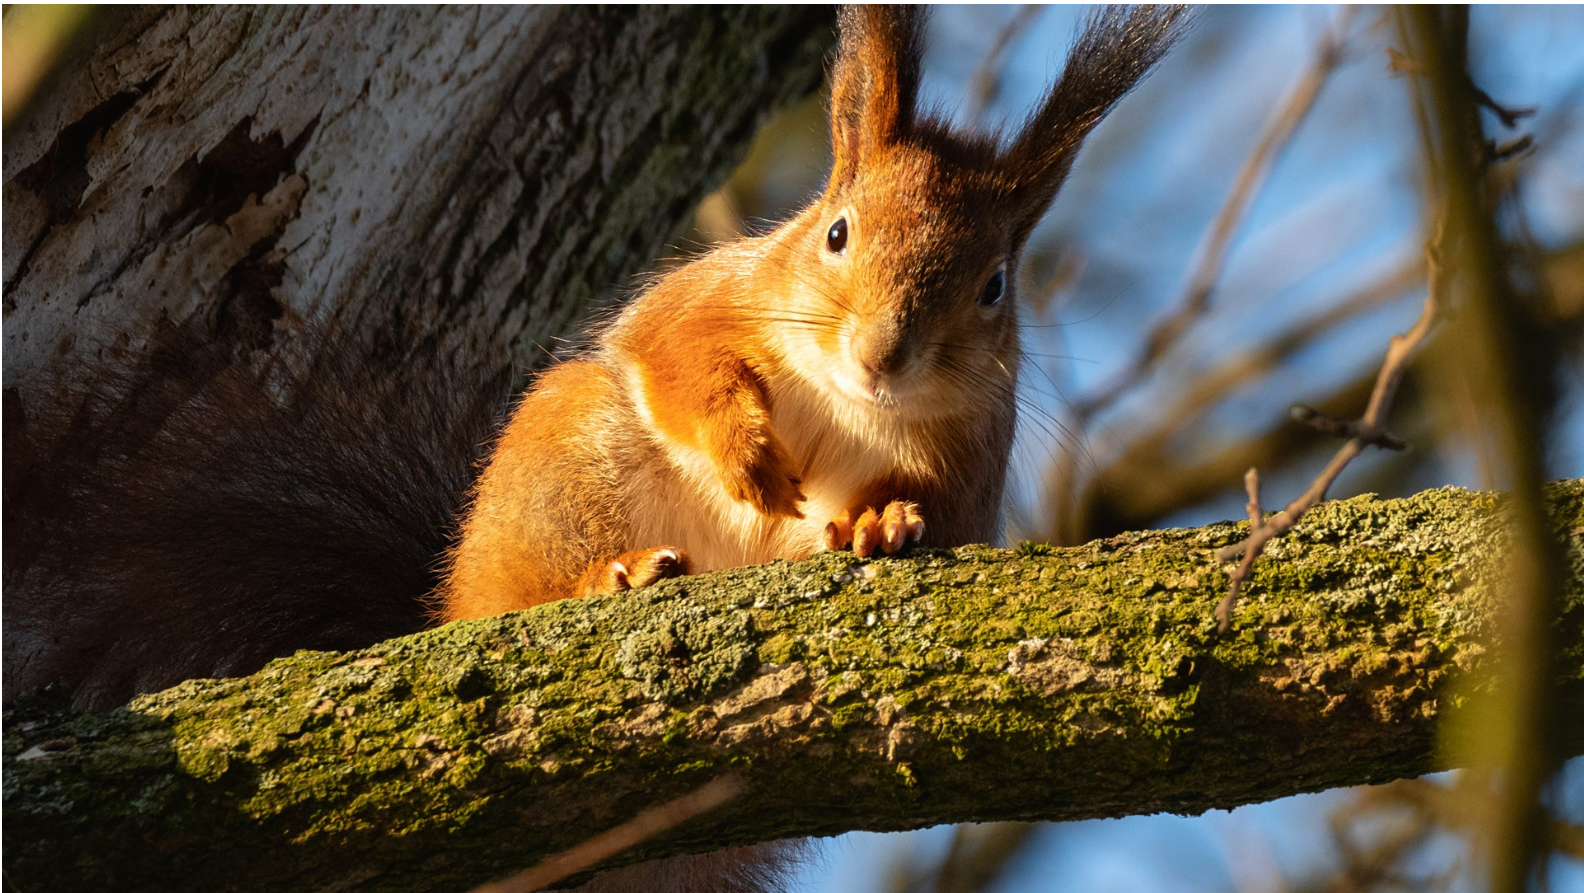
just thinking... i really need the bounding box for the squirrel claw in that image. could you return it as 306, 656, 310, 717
824, 501, 923, 558
822, 509, 854, 552
879, 501, 924, 553
583, 546, 690, 596
722, 443, 805, 519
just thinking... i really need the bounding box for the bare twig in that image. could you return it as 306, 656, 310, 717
1290, 404, 1408, 451
469, 775, 745, 893
1472, 85, 1536, 130
1047, 254, 1424, 545
1054, 364, 1401, 546
1052, 226, 1581, 546
1485, 134, 1535, 165
1311, 780, 1460, 893
1386, 49, 1536, 129
1214, 225, 1447, 631
1072, 6, 1355, 422
1242, 468, 1264, 531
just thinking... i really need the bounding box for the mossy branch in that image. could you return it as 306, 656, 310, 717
7, 482, 1584, 893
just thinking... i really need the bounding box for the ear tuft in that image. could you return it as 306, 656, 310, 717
1003, 5, 1189, 233
827, 5, 928, 192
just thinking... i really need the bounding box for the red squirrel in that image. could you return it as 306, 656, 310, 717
439, 5, 1184, 624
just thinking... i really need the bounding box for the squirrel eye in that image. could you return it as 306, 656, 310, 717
980, 268, 1006, 306
826, 217, 848, 255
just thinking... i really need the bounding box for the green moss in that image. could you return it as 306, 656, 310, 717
1015, 540, 1056, 557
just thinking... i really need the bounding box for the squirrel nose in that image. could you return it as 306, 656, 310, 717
854, 323, 914, 379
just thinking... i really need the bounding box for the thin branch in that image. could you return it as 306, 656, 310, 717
929, 824, 1038, 893
1050, 225, 1582, 546
1215, 224, 1447, 630
1387, 49, 1536, 130
1243, 467, 1264, 531
7, 483, 1584, 893
1472, 85, 1536, 130
1290, 404, 1407, 451
469, 775, 745, 893
1072, 7, 1355, 422
1326, 780, 1584, 885
1048, 252, 1422, 545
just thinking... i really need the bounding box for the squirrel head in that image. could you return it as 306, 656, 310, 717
774, 5, 1186, 420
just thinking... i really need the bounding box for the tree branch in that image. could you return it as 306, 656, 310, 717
7, 481, 1584, 893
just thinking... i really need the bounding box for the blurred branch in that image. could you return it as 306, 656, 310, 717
1047, 255, 1423, 545
1055, 363, 1386, 546
889, 823, 1039, 893
1402, 7, 1566, 893
1310, 780, 1462, 893
470, 775, 744, 893
1072, 6, 1355, 423
964, 5, 1044, 128
1148, 256, 1424, 439
1555, 820, 1584, 863
1045, 234, 1584, 547
1303, 779, 1584, 893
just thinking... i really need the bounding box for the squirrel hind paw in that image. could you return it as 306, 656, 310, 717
824, 501, 923, 558
583, 547, 691, 596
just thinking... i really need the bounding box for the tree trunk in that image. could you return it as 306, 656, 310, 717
4, 5, 834, 390
7, 481, 1583, 893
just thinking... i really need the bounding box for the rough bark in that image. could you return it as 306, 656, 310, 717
7, 481, 1584, 893
3, 6, 834, 390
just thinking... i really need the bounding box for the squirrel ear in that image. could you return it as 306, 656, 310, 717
1001, 5, 1188, 235
827, 5, 927, 193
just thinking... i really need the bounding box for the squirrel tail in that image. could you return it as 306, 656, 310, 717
3, 323, 509, 710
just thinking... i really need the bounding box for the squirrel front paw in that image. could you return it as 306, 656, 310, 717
822, 501, 924, 558
718, 435, 806, 519
580, 547, 691, 597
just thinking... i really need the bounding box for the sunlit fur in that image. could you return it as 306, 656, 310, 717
439, 143, 1023, 618
439, 5, 1182, 626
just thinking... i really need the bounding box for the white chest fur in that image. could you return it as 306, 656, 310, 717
622, 365, 933, 573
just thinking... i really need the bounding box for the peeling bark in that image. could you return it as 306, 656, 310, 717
7, 482, 1584, 893
3, 6, 834, 390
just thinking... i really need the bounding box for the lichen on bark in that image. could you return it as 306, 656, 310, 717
6, 481, 1584, 893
